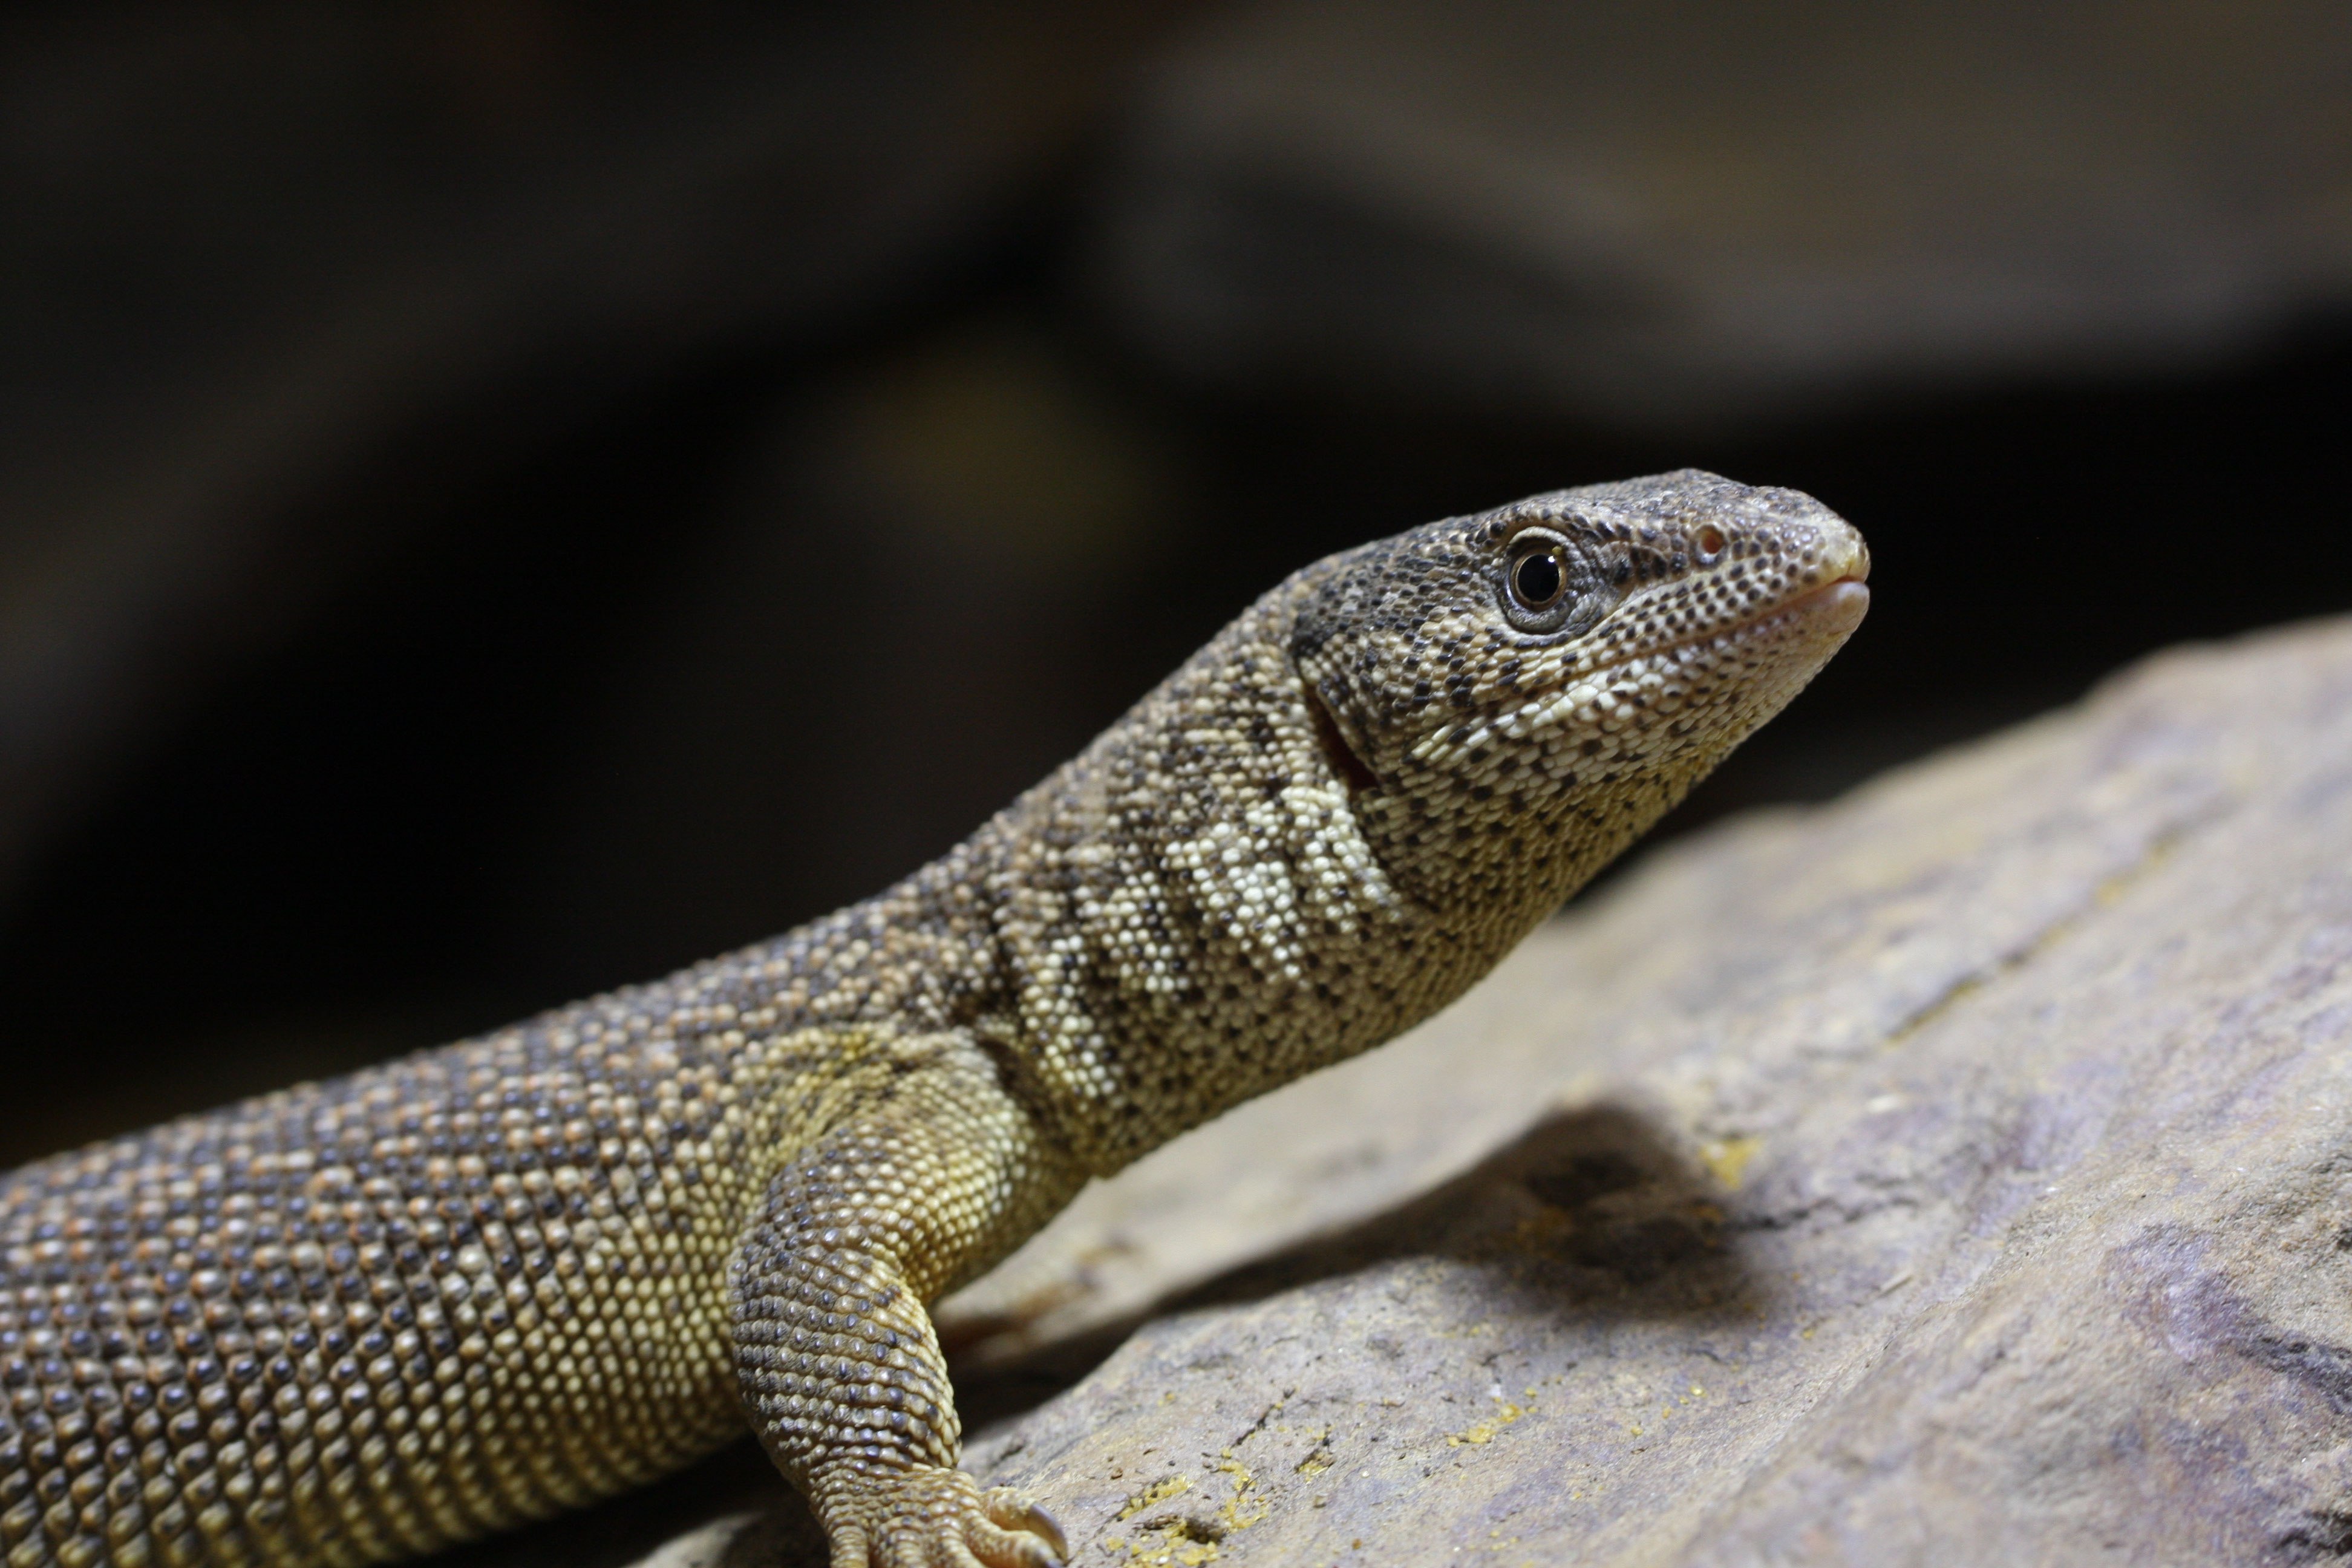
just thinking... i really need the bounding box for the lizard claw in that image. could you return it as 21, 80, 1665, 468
984, 1488, 1068, 1561
818, 1467, 1065, 1567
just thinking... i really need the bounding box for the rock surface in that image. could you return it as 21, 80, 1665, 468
488, 614, 2352, 1566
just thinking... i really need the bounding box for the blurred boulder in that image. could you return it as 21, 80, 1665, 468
1097, 0, 2352, 426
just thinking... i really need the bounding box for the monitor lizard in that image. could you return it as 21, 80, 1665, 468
0, 471, 1868, 1568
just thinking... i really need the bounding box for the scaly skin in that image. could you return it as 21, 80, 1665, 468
1, 471, 1868, 1568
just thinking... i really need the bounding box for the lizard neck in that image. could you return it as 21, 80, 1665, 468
719, 583, 1691, 1177
950, 587, 1563, 1175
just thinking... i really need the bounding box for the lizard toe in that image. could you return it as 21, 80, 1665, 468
822, 1467, 1064, 1568
975, 1488, 1067, 1566
826, 1522, 872, 1568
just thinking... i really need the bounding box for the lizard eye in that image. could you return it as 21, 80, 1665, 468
1509, 541, 1569, 612
1495, 521, 1609, 630
1498, 524, 1611, 636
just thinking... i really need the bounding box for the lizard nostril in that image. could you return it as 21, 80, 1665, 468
1694, 525, 1726, 564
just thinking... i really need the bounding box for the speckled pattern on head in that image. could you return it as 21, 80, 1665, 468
1, 472, 1867, 1568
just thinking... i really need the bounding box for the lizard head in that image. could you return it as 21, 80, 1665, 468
1289, 469, 1869, 915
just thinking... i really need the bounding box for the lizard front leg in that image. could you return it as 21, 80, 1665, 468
730, 1034, 1082, 1568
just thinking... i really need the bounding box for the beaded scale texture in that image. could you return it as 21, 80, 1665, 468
1, 472, 1869, 1568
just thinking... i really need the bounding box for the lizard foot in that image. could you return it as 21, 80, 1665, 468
822, 1467, 1067, 1568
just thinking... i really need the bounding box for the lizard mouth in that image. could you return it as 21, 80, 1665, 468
1610, 540, 1873, 671
1332, 557, 1870, 784
1695, 524, 1871, 644
1577, 570, 1870, 687
1420, 567, 1872, 765
1772, 574, 1871, 626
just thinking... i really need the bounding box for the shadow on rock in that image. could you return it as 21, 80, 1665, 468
956, 1102, 1762, 1431
1188, 1102, 1756, 1309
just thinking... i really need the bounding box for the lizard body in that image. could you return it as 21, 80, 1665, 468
1, 472, 1868, 1568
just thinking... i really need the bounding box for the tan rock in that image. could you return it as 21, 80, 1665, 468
956, 615, 2352, 1566
551, 614, 2352, 1564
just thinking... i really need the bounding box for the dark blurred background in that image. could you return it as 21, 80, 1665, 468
2, 1, 2348, 1166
